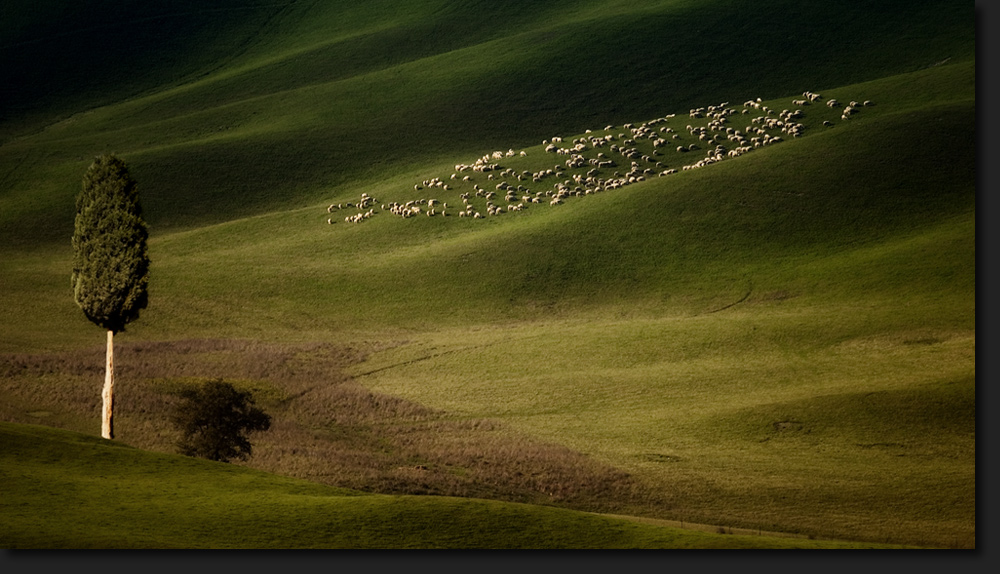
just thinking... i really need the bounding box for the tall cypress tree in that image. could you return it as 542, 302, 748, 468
71, 154, 149, 440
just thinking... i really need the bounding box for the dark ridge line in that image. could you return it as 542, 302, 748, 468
704, 288, 753, 314
352, 344, 488, 378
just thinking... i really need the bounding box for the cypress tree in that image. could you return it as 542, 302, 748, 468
71, 154, 149, 440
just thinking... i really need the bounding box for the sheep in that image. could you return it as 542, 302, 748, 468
346, 90, 875, 230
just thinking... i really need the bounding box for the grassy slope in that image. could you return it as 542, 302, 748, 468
0, 0, 973, 244
342, 64, 975, 546
0, 0, 975, 549
0, 60, 974, 346
0, 421, 905, 549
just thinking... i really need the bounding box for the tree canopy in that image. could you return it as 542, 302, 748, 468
171, 380, 273, 463
71, 154, 149, 334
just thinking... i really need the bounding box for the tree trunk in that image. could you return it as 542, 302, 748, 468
102, 329, 114, 440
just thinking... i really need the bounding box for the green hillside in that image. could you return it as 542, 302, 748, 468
0, 0, 975, 549
0, 0, 972, 242
6, 421, 908, 548
0, 423, 916, 549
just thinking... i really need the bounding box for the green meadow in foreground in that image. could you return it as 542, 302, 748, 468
0, 0, 974, 549
0, 421, 910, 549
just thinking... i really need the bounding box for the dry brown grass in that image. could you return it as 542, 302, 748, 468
0, 338, 661, 516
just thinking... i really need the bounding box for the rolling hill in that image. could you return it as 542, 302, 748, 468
0, 0, 976, 549
0, 421, 911, 548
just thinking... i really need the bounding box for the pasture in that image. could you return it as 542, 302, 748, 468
0, 0, 976, 549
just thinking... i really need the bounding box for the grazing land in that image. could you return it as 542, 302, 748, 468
0, 0, 975, 549
1, 421, 912, 549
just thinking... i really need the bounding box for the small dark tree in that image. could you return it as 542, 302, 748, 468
71, 154, 149, 440
171, 380, 272, 463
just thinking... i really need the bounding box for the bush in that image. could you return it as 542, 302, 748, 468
171, 379, 272, 463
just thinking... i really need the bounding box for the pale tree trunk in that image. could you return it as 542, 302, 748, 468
102, 329, 114, 440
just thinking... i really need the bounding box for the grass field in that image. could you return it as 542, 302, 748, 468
0, 0, 976, 549
1, 421, 915, 549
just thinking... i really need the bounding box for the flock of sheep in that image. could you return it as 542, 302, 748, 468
326, 92, 872, 225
